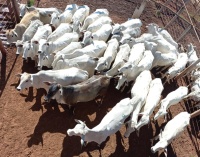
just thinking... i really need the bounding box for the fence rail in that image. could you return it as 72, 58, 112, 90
0, 0, 20, 45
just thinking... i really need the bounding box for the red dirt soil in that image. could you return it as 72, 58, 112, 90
0, 0, 199, 157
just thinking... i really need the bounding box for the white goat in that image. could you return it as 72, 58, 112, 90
47, 23, 73, 42
16, 19, 43, 55
116, 50, 154, 90
72, 5, 90, 25
52, 54, 98, 77
187, 43, 198, 65
184, 90, 200, 102
61, 40, 107, 59
191, 77, 200, 92
67, 98, 134, 146
151, 51, 177, 69
19, 19, 43, 39
150, 35, 179, 56
6, 10, 40, 43
151, 112, 190, 156
37, 51, 54, 69
87, 16, 112, 33
190, 70, 200, 81
92, 24, 112, 42
95, 38, 119, 72
163, 53, 188, 83
22, 24, 53, 64
38, 32, 79, 55
52, 42, 84, 68
147, 23, 178, 49
132, 33, 153, 44
111, 23, 141, 44
81, 9, 109, 31
135, 78, 164, 133
25, 23, 53, 53
124, 70, 152, 138
112, 18, 142, 35
127, 43, 145, 66
18, 2, 26, 18
144, 41, 157, 53
106, 44, 130, 77
22, 41, 38, 66
154, 86, 188, 121
111, 23, 141, 43
50, 4, 78, 28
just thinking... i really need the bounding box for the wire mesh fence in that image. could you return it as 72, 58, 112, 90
151, 0, 200, 153
0, 0, 20, 46
0, 0, 200, 156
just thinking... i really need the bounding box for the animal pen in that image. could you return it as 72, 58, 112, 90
150, 0, 200, 154
0, 0, 200, 156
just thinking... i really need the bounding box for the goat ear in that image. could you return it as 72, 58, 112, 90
33, 40, 39, 44
128, 64, 132, 68
13, 31, 18, 37
6, 29, 9, 34
111, 21, 115, 25
16, 73, 22, 77
114, 76, 120, 80
17, 44, 23, 47
123, 59, 127, 63
79, 32, 84, 38
93, 57, 99, 61
75, 119, 84, 124
75, 119, 81, 124
57, 84, 61, 88
138, 112, 144, 117
43, 81, 52, 86
52, 52, 56, 56
26, 6, 30, 12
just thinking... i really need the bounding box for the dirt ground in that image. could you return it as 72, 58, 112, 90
0, 0, 199, 157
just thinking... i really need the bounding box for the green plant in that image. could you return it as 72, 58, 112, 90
156, 10, 161, 17
27, 0, 34, 7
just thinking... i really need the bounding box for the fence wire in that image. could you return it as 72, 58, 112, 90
0, 0, 19, 47
0, 0, 200, 156
152, 0, 200, 154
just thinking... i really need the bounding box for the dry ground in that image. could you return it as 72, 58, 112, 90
0, 0, 199, 157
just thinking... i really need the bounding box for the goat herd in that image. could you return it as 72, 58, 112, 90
2, 2, 200, 156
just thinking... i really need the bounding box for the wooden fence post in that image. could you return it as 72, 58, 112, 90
175, 58, 200, 80
36, 0, 40, 7
10, 0, 20, 23
0, 39, 7, 56
132, 0, 148, 18
6, 0, 16, 24
191, 109, 200, 119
